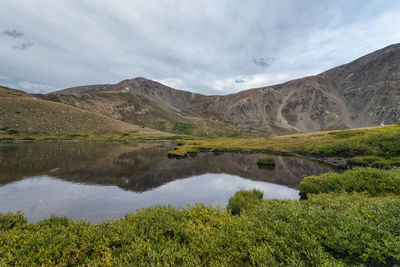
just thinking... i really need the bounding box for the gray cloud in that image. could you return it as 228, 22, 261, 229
252, 58, 269, 69
0, 1, 400, 94
12, 41, 33, 50
2, 29, 24, 38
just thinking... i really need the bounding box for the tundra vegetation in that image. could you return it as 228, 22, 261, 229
1, 184, 400, 265
167, 125, 400, 165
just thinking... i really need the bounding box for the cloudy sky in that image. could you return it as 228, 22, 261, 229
1, 0, 400, 95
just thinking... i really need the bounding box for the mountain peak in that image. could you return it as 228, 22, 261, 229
38, 44, 400, 136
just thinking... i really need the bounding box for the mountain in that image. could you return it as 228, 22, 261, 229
37, 44, 400, 135
0, 86, 167, 136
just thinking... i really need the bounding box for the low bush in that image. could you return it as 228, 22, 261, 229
1, 193, 400, 265
347, 156, 394, 169
299, 167, 400, 198
362, 156, 382, 164
371, 159, 392, 170
347, 158, 369, 167
390, 157, 400, 167
227, 189, 263, 215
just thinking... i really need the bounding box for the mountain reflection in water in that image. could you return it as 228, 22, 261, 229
0, 142, 334, 222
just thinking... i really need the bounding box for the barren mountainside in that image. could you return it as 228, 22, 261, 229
37, 44, 400, 135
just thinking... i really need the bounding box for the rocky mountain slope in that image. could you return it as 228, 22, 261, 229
37, 44, 400, 135
0, 86, 166, 136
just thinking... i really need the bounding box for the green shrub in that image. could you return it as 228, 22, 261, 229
0, 211, 26, 231
246, 193, 400, 266
371, 159, 392, 169
171, 122, 196, 135
299, 167, 400, 198
257, 156, 275, 166
390, 157, 400, 167
362, 156, 381, 164
1, 193, 400, 265
348, 156, 397, 169
347, 158, 369, 167
227, 189, 263, 215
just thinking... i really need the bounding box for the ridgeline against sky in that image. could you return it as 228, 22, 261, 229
1, 0, 400, 94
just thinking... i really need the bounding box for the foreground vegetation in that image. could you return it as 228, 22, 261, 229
1, 189, 399, 266
300, 167, 400, 198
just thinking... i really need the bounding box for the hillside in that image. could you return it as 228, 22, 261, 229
0, 86, 167, 136
35, 43, 400, 135
186, 43, 400, 132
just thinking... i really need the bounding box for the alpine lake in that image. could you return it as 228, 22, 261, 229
0, 142, 336, 223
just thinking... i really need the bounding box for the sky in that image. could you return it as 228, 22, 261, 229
1, 0, 400, 95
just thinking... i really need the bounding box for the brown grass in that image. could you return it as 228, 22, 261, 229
0, 89, 168, 136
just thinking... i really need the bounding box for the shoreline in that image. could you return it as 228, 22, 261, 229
0, 138, 348, 169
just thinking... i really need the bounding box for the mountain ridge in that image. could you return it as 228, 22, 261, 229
29, 43, 400, 135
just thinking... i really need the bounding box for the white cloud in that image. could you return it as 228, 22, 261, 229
16, 81, 55, 93
212, 73, 291, 94
156, 78, 194, 92
0, 0, 399, 94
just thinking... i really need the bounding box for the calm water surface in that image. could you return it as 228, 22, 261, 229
0, 142, 335, 223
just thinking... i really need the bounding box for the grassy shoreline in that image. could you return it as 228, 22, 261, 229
167, 125, 400, 167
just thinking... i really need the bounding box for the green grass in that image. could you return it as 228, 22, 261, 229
299, 168, 400, 198
306, 125, 400, 157
257, 156, 275, 166
167, 125, 400, 165
1, 192, 400, 266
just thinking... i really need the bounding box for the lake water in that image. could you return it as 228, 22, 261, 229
0, 142, 335, 223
